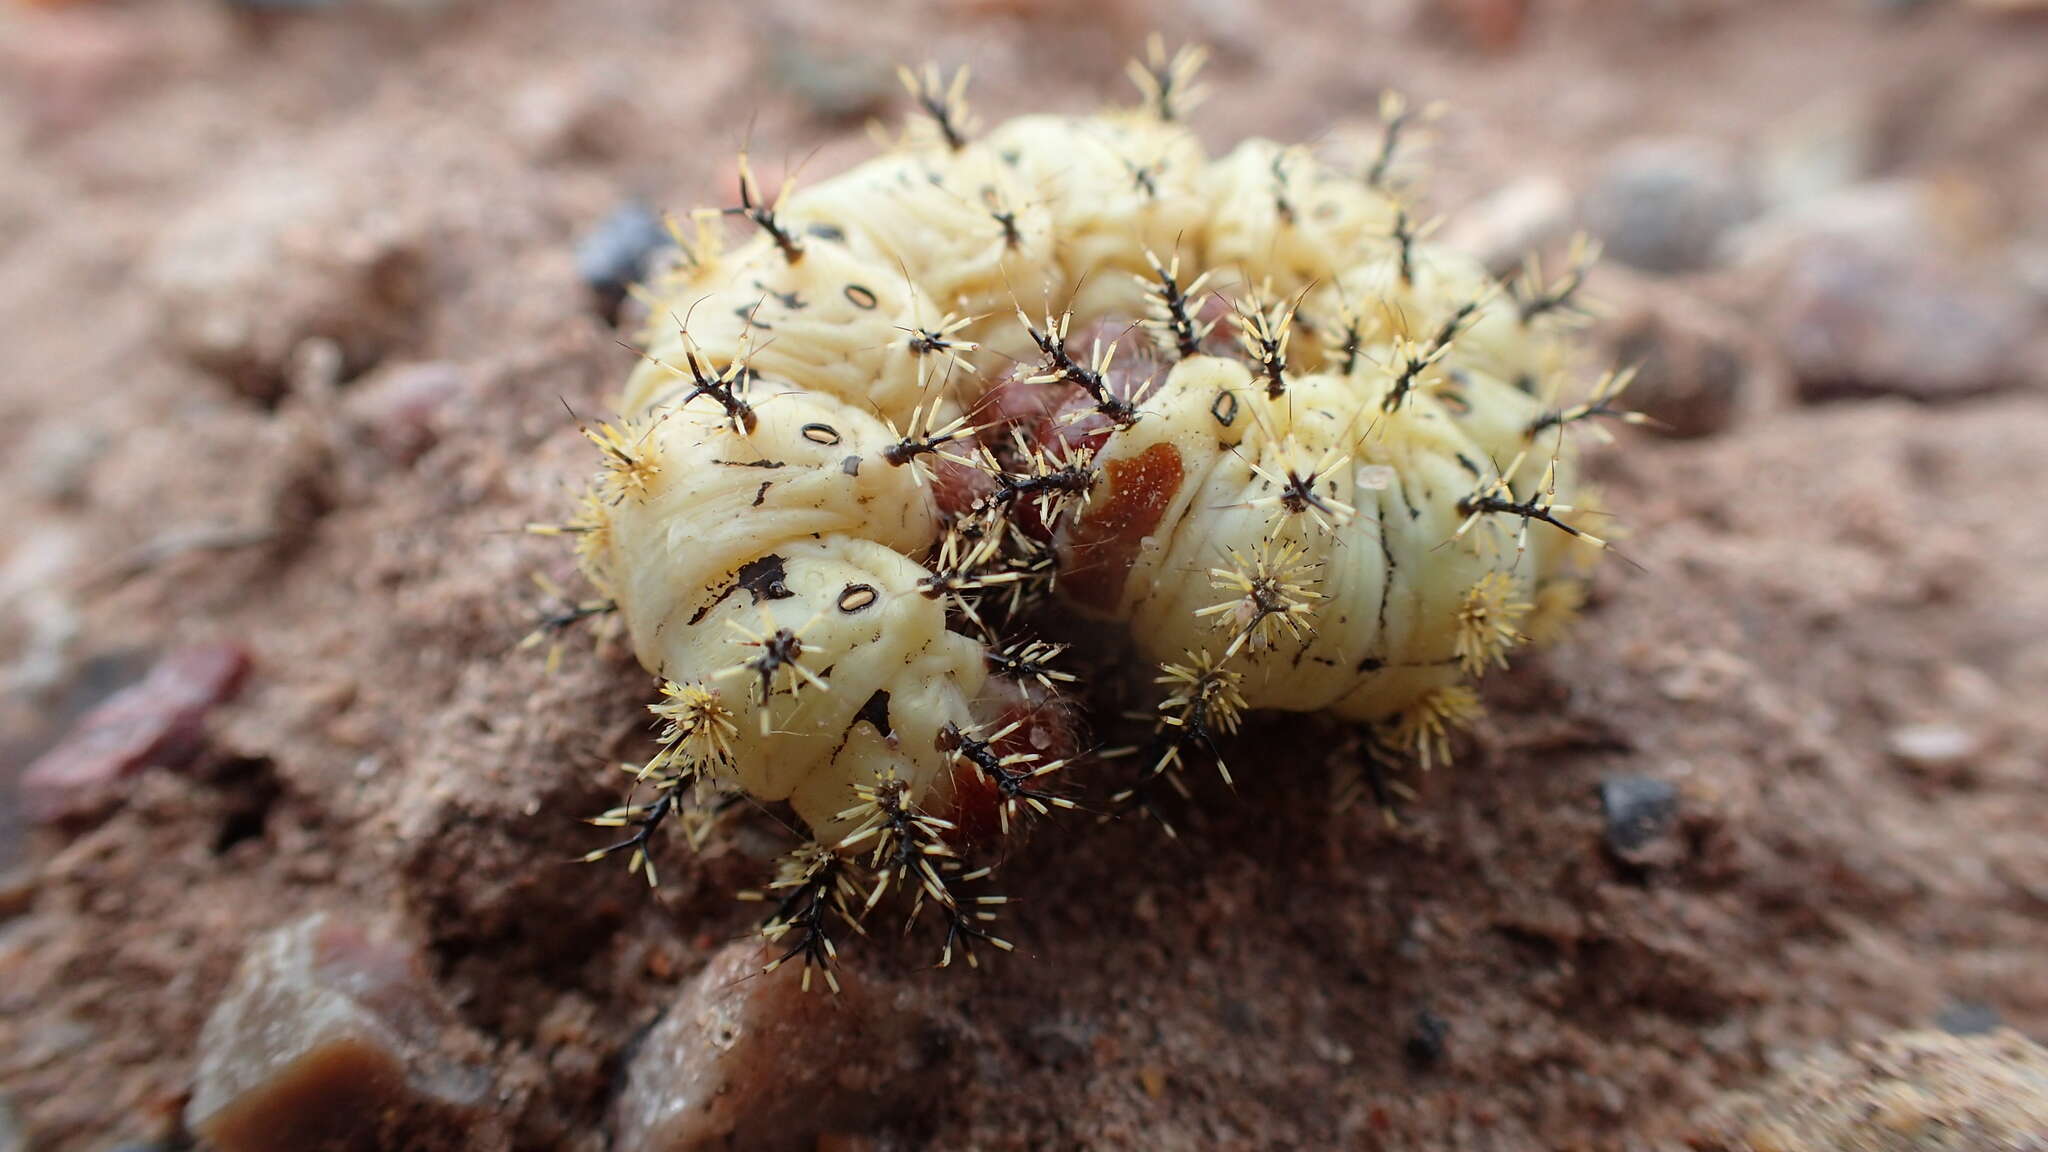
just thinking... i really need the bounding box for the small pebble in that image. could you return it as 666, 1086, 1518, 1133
510, 78, 632, 161
1779, 238, 2027, 402
186, 913, 494, 1152
1934, 1000, 2003, 1037
577, 200, 674, 323
1404, 1008, 1449, 1070
19, 644, 250, 825
1618, 319, 1745, 438
613, 940, 933, 1152
1731, 181, 2029, 403
341, 360, 463, 466
1584, 138, 1750, 274
1886, 723, 1981, 774
1599, 775, 1680, 864
1592, 270, 1756, 439
767, 43, 894, 124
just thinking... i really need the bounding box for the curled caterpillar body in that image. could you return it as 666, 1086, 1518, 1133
556, 43, 1625, 978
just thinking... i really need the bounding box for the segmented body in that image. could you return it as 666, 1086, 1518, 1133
556, 46, 1621, 977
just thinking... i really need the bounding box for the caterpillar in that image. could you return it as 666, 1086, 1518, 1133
543, 41, 1631, 988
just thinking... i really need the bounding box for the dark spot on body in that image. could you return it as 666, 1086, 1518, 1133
736, 554, 795, 603
853, 690, 893, 738
1375, 515, 1397, 639
753, 282, 806, 311
688, 552, 798, 625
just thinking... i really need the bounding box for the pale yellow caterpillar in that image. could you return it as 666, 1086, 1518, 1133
547, 41, 1628, 983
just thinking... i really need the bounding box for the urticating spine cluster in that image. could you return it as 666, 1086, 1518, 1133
538, 41, 1632, 986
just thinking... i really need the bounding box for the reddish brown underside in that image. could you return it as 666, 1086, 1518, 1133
1057, 441, 1184, 613
941, 681, 1081, 845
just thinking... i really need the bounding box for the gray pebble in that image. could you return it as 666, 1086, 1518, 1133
1935, 1000, 2003, 1037
576, 200, 673, 322
1600, 775, 1680, 862
1585, 138, 1750, 274
1404, 1008, 1449, 1070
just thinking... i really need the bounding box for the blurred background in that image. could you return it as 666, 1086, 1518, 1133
1, 1, 2046, 1150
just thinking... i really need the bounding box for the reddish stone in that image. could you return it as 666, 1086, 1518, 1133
343, 361, 463, 466
187, 913, 494, 1152
19, 643, 250, 824
613, 940, 934, 1152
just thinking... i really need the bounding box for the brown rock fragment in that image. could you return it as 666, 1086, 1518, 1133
613, 940, 938, 1152
1588, 266, 1764, 439
18, 643, 250, 825
1610, 308, 1749, 439
1777, 237, 2029, 403
340, 360, 464, 467
186, 912, 495, 1152
1731, 181, 2031, 403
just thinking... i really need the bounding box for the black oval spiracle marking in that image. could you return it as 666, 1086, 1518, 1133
1211, 390, 1239, 427
801, 422, 842, 446
836, 583, 879, 613
843, 284, 878, 310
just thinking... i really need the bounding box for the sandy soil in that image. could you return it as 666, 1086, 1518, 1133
2, 1, 2046, 1149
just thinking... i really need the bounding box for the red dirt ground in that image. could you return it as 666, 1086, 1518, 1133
2, 1, 2045, 1149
